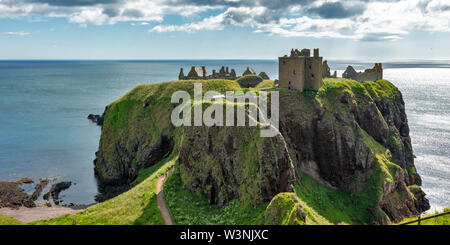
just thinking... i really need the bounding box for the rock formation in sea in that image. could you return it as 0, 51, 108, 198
92, 78, 429, 224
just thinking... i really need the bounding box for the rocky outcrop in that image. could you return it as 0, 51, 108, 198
87, 106, 108, 126
178, 125, 293, 206
18, 177, 34, 184
0, 181, 35, 208
30, 178, 50, 201
43, 181, 72, 205
95, 134, 174, 187
94, 79, 429, 224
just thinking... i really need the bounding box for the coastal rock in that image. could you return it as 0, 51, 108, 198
179, 124, 293, 206
408, 185, 431, 213
43, 181, 72, 204
0, 181, 35, 208
87, 106, 108, 126
30, 178, 50, 201
94, 79, 429, 224
94, 134, 174, 188
18, 177, 34, 184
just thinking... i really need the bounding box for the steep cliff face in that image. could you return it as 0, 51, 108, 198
178, 125, 293, 207
94, 78, 429, 224
277, 79, 428, 223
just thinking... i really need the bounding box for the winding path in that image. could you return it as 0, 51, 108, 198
156, 171, 175, 225
0, 206, 83, 223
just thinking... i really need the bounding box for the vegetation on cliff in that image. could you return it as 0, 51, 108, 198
264, 192, 306, 225
164, 167, 266, 225
398, 208, 450, 225
37, 77, 429, 225
32, 156, 176, 225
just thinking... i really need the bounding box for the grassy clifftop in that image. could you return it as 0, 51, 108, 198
35, 78, 429, 225
32, 156, 176, 225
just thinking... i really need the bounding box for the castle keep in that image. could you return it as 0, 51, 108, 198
278, 48, 324, 91
278, 48, 383, 91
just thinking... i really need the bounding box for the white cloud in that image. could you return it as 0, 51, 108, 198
1, 0, 450, 41
3, 31, 31, 36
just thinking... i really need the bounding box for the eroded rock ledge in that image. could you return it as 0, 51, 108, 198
93, 79, 429, 224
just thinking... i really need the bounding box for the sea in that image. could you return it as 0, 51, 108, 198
0, 60, 449, 212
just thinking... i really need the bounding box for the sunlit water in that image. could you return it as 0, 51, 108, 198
0, 60, 448, 211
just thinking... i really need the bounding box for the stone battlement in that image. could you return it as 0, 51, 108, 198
279, 48, 382, 91
178, 66, 270, 81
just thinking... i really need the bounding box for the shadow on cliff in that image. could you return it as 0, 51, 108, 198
132, 195, 162, 225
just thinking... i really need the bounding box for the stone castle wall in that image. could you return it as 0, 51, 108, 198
343, 63, 383, 82
278, 48, 323, 91
179, 66, 267, 81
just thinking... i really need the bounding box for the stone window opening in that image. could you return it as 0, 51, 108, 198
309, 65, 312, 69
312, 74, 314, 78
293, 69, 296, 75
283, 61, 286, 65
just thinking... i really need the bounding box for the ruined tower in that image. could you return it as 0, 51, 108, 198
178, 68, 185, 80
278, 48, 323, 91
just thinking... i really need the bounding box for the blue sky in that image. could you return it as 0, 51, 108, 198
1, 0, 450, 60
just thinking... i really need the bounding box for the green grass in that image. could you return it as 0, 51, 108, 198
39, 78, 414, 225
0, 214, 23, 225
255, 80, 274, 89
363, 80, 399, 99
96, 79, 244, 180
131, 156, 173, 186
295, 173, 372, 225
164, 167, 266, 225
265, 192, 306, 225
31, 156, 177, 225
399, 208, 450, 225
292, 128, 407, 225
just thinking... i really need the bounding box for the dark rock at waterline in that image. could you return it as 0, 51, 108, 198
87, 114, 103, 126
18, 177, 34, 184
94, 184, 130, 203
0, 181, 35, 208
94, 134, 174, 187
30, 178, 50, 201
87, 106, 108, 126
43, 181, 72, 203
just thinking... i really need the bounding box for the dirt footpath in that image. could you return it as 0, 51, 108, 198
0, 206, 83, 223
156, 171, 175, 225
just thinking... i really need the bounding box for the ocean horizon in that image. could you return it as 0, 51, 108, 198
0, 60, 449, 212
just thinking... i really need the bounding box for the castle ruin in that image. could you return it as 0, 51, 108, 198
342, 63, 383, 82
178, 66, 269, 81
278, 48, 324, 91
278, 48, 382, 91
177, 49, 382, 91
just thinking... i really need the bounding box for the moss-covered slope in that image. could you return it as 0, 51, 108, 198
92, 78, 429, 224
